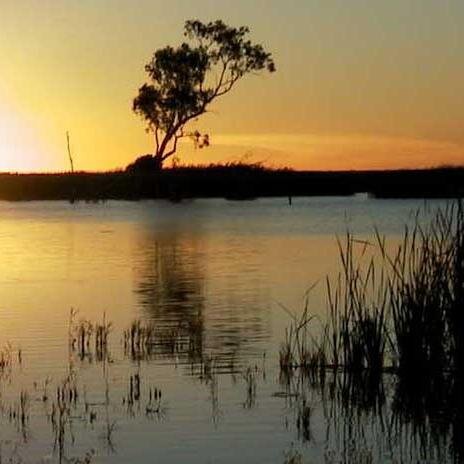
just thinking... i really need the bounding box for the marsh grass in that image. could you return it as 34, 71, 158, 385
94, 313, 112, 361
276, 201, 464, 460
278, 296, 327, 372
145, 386, 165, 419
327, 234, 389, 375
69, 309, 112, 362
0, 343, 22, 382
0, 343, 14, 371
123, 320, 156, 359
381, 203, 464, 377
242, 366, 258, 409
7, 390, 30, 442
281, 201, 464, 381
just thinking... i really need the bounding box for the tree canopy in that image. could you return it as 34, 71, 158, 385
133, 19, 275, 169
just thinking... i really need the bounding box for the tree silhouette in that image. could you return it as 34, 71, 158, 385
133, 19, 275, 169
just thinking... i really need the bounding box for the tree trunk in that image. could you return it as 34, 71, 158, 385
153, 154, 164, 171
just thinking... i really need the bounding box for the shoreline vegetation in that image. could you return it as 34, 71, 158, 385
281, 200, 464, 376
0, 164, 463, 201
278, 201, 464, 461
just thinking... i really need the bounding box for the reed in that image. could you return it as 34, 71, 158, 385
123, 320, 158, 360
281, 201, 464, 380
0, 343, 17, 378
69, 310, 112, 362
146, 386, 165, 418
242, 366, 258, 409
94, 313, 112, 361
278, 297, 327, 372
380, 202, 464, 375
279, 238, 389, 376
327, 234, 389, 374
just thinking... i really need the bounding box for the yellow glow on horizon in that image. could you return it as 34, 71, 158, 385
175, 133, 464, 171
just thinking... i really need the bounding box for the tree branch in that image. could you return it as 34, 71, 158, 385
154, 128, 160, 153
162, 134, 181, 160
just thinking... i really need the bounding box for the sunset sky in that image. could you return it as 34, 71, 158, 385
1, 0, 463, 172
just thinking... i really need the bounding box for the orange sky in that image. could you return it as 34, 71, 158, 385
0, 0, 463, 172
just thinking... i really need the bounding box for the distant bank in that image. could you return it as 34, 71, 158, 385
0, 166, 462, 201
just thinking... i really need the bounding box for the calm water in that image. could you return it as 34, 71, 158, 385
0, 197, 449, 463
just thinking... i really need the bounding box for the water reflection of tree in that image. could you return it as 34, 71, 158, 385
136, 236, 205, 326
133, 229, 269, 368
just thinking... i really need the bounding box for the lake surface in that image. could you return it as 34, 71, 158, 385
0, 197, 451, 463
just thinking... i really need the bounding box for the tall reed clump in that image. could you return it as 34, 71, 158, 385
382, 202, 464, 376
280, 201, 464, 379
327, 234, 389, 375
279, 236, 390, 376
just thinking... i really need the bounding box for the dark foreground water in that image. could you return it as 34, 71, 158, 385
0, 197, 452, 463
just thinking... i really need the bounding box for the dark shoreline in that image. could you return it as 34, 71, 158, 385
0, 166, 463, 201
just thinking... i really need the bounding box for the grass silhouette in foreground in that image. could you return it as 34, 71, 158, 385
280, 202, 464, 462
280, 201, 464, 375
280, 200, 464, 460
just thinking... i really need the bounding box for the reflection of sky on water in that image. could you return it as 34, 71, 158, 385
0, 197, 447, 372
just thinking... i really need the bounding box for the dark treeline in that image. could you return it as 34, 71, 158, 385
0, 165, 463, 201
